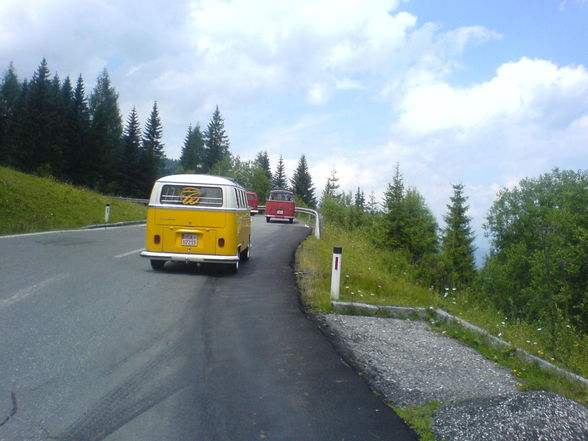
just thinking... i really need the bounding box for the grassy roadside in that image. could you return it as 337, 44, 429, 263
0, 166, 147, 235
295, 223, 587, 438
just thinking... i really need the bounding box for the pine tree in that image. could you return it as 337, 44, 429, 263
19, 58, 63, 175
180, 123, 205, 172
59, 76, 76, 181
291, 154, 316, 208
441, 183, 476, 287
68, 75, 91, 186
321, 168, 340, 201
180, 125, 195, 171
89, 68, 123, 191
121, 107, 142, 196
354, 187, 365, 209
254, 150, 272, 181
141, 101, 165, 195
0, 63, 21, 165
382, 164, 438, 261
203, 106, 230, 172
273, 155, 287, 189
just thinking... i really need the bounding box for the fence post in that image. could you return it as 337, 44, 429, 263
105, 204, 111, 223
330, 247, 342, 300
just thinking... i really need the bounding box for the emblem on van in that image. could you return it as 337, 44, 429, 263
180, 187, 202, 205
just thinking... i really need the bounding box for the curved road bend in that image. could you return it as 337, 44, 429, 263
0, 216, 417, 441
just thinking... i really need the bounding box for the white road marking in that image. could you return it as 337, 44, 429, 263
115, 248, 144, 258
0, 223, 145, 240
0, 273, 68, 309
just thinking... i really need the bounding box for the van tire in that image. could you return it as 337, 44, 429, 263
266, 217, 270, 223
289, 218, 293, 224
240, 245, 250, 261
150, 260, 165, 271
228, 261, 239, 273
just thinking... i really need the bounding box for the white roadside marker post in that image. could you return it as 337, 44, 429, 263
105, 204, 111, 223
330, 247, 342, 300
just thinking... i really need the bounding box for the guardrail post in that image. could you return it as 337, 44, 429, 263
330, 247, 342, 300
105, 204, 111, 223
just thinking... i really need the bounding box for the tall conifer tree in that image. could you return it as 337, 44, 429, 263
121, 107, 142, 196
180, 123, 205, 172
19, 58, 62, 174
441, 184, 476, 286
0, 63, 21, 165
291, 154, 316, 208
69, 75, 91, 186
89, 68, 122, 191
203, 106, 229, 172
141, 101, 165, 195
254, 151, 272, 181
273, 155, 287, 189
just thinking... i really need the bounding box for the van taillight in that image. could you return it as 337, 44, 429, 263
154, 235, 160, 244
218, 238, 225, 248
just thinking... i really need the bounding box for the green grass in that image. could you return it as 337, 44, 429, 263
0, 166, 146, 235
393, 402, 440, 441
295, 223, 588, 409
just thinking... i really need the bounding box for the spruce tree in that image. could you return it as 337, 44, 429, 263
180, 123, 205, 172
121, 107, 142, 196
273, 155, 287, 189
441, 183, 476, 287
69, 75, 91, 186
0, 63, 21, 165
141, 101, 165, 195
321, 168, 340, 202
203, 106, 229, 172
291, 154, 316, 208
254, 150, 272, 181
354, 187, 365, 209
382, 164, 438, 261
19, 58, 63, 175
59, 76, 76, 181
89, 68, 123, 191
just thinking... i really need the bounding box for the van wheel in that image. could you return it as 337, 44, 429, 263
266, 217, 270, 223
240, 245, 250, 261
150, 260, 165, 270
227, 261, 239, 273
289, 218, 293, 224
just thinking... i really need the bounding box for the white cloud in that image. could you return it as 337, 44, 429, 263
396, 58, 588, 135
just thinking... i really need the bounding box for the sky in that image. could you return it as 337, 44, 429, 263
1, 0, 588, 259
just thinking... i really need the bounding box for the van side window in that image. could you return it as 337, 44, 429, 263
160, 185, 223, 207
235, 188, 243, 208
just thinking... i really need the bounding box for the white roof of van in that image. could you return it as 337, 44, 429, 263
156, 174, 240, 186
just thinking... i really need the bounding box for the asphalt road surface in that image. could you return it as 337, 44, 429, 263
0, 216, 418, 441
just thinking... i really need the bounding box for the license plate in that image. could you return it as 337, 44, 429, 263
277, 209, 284, 215
181, 233, 198, 246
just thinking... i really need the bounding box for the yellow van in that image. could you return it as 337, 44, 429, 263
140, 174, 251, 272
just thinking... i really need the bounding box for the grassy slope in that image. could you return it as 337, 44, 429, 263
296, 224, 587, 406
0, 166, 146, 235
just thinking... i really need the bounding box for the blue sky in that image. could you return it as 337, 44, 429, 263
1, 0, 587, 259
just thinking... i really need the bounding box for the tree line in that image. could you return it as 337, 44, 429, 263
319, 165, 588, 344
0, 59, 320, 203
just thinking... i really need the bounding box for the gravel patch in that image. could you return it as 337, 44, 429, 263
313, 313, 588, 441
433, 391, 588, 441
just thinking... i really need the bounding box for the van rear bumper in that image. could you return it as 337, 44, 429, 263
140, 250, 239, 264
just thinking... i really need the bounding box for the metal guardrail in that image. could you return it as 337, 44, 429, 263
111, 196, 149, 205
258, 205, 321, 239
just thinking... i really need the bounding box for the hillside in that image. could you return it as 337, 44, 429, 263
0, 166, 147, 235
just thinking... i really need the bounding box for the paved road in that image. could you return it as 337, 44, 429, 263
0, 217, 417, 441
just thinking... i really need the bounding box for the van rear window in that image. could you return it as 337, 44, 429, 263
160, 185, 223, 207
269, 191, 294, 202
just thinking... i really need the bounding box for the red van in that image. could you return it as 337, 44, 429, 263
265, 189, 295, 223
246, 191, 259, 215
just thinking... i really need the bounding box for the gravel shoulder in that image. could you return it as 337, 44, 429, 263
312, 313, 588, 441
